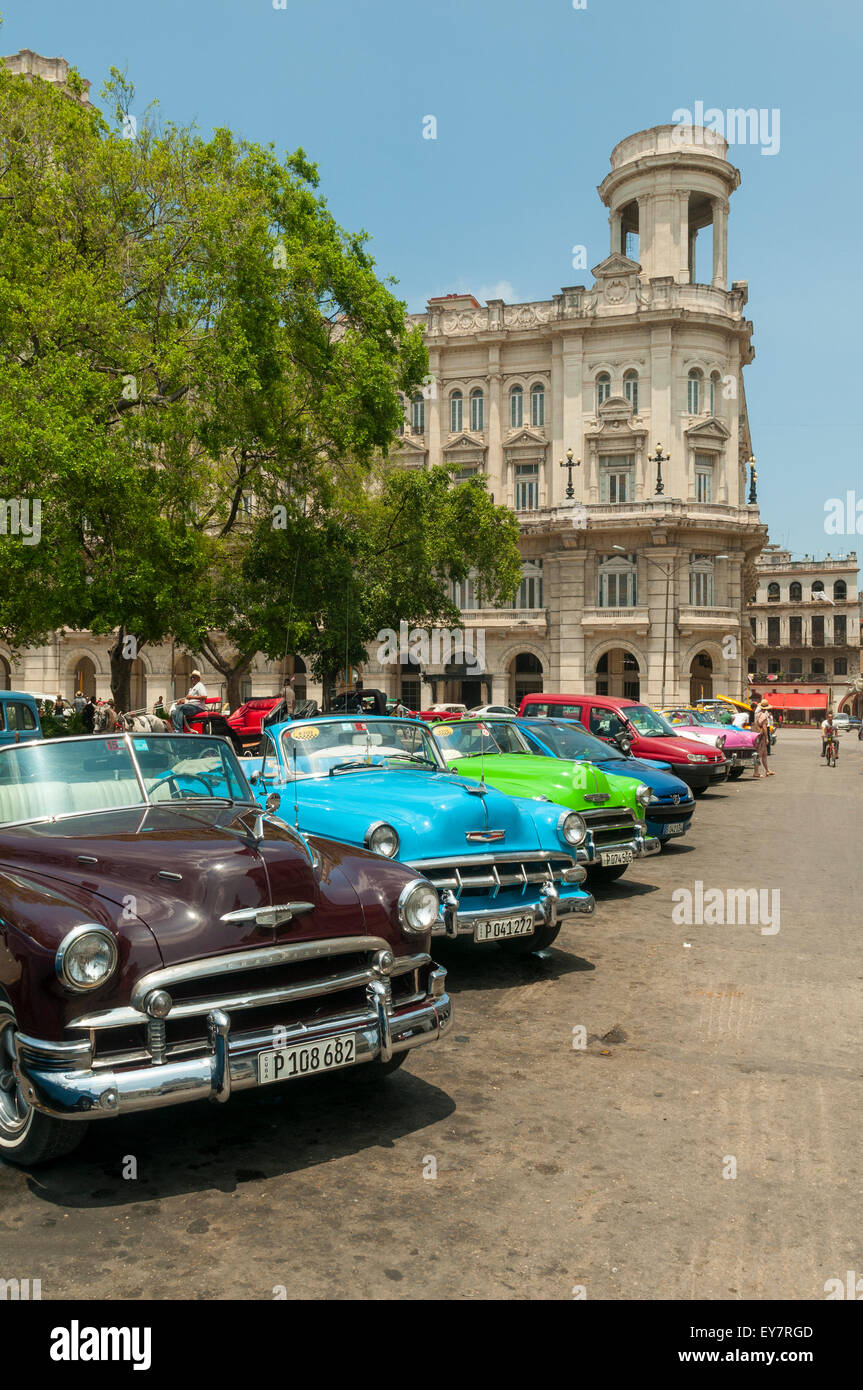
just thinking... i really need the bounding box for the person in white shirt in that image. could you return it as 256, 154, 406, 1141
821, 714, 837, 759
171, 670, 208, 732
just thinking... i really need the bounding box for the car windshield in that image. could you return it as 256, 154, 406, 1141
524, 720, 626, 763
275, 719, 447, 777
626, 705, 677, 736
0, 734, 252, 826
432, 720, 528, 758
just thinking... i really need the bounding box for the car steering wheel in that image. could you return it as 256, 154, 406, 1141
146, 771, 217, 800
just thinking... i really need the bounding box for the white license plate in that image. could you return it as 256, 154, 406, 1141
258, 1033, 356, 1084
474, 913, 534, 943
666, 822, 686, 836
599, 849, 633, 866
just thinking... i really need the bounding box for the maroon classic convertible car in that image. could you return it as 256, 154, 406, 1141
0, 734, 451, 1165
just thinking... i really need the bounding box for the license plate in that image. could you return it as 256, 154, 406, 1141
474, 913, 534, 943
258, 1033, 356, 1084
666, 822, 686, 836
599, 849, 633, 866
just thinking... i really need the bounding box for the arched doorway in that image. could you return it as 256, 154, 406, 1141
172, 653, 195, 701
511, 652, 543, 706
278, 654, 307, 702
71, 656, 97, 701
0, 655, 10, 690
596, 649, 639, 699
690, 651, 713, 702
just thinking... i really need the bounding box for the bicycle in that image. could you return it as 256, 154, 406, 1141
825, 735, 839, 768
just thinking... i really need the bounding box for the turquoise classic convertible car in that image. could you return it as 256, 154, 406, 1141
243, 715, 595, 953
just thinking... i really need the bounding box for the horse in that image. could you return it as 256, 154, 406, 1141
92, 703, 121, 734
120, 710, 172, 734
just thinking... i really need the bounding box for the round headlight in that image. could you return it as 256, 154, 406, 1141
635, 782, 652, 807
559, 810, 587, 847
364, 821, 400, 858
398, 879, 440, 934
56, 926, 118, 992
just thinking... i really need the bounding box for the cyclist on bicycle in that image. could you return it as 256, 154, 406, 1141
821, 713, 838, 759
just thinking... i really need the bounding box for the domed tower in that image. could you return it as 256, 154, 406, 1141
597, 124, 740, 287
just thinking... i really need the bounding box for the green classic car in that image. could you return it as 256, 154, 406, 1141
432, 718, 661, 881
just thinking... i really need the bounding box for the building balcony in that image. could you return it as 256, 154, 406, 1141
458, 608, 548, 634
581, 607, 651, 635
677, 605, 739, 632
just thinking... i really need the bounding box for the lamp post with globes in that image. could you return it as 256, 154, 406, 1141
559, 447, 581, 500
650, 442, 670, 496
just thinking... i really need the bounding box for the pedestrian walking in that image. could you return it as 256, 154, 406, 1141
72, 690, 86, 716
82, 696, 95, 734
752, 698, 774, 778
283, 676, 296, 720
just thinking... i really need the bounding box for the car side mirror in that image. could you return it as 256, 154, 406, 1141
266, 792, 281, 814
616, 736, 632, 754
247, 768, 260, 783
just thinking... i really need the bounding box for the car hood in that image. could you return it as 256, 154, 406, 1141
593, 757, 691, 798
257, 766, 550, 860
0, 802, 365, 965
440, 751, 632, 810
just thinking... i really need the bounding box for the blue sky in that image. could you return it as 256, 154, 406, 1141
3, 0, 862, 556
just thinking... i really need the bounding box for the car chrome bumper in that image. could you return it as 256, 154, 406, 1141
14, 978, 452, 1122
434, 882, 594, 938
576, 832, 660, 865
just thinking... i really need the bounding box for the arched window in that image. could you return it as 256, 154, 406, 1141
709, 370, 721, 415
411, 393, 425, 434
0, 655, 10, 690
812, 580, 825, 596
509, 385, 523, 429
834, 579, 847, 600
470, 388, 484, 432
812, 658, 825, 675
598, 553, 638, 608
530, 383, 545, 427
789, 581, 802, 602
767, 582, 780, 602
789, 657, 803, 675
596, 372, 611, 411
623, 370, 638, 414
747, 657, 757, 675
687, 369, 703, 414
450, 390, 463, 434
396, 393, 406, 436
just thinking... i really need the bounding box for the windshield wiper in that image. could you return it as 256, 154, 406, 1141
328, 759, 383, 776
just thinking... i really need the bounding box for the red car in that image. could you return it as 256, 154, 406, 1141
0, 732, 451, 1165
225, 697, 282, 744
518, 693, 728, 795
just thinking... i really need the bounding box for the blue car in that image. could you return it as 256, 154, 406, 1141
472, 716, 696, 848
0, 692, 42, 747
243, 714, 595, 952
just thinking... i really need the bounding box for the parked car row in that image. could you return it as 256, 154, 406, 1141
0, 684, 790, 1168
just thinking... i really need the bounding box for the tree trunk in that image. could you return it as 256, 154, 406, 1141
109, 628, 134, 712
199, 637, 253, 713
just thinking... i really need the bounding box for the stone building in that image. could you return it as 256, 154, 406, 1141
0, 78, 769, 710
366, 123, 768, 708
748, 546, 862, 721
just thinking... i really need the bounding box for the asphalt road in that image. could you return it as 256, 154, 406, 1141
2, 727, 860, 1301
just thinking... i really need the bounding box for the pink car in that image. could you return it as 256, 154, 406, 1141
661, 708, 759, 780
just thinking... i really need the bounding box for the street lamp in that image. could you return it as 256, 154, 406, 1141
747, 456, 758, 504
650, 442, 670, 496
559, 447, 581, 500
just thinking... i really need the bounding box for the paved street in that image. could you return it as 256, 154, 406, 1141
1, 728, 859, 1301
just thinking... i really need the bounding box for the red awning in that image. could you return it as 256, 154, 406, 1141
756, 691, 828, 709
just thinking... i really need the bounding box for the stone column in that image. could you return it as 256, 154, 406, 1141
561, 333, 584, 505
488, 347, 502, 499
610, 208, 622, 256
712, 198, 728, 289
428, 347, 441, 465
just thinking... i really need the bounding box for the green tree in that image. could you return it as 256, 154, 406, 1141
0, 62, 425, 708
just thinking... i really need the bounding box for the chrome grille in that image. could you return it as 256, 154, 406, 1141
581, 807, 638, 849
410, 850, 574, 901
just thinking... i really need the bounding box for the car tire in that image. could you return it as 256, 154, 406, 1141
728, 768, 746, 780
0, 998, 87, 1166
587, 864, 629, 883
501, 921, 562, 954
349, 1051, 409, 1082
692, 786, 707, 798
